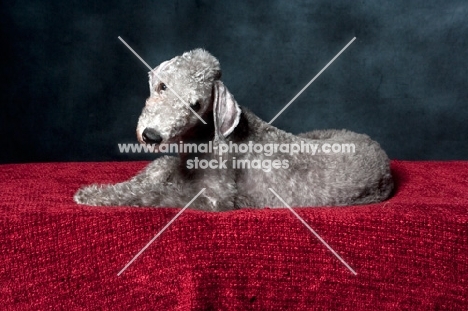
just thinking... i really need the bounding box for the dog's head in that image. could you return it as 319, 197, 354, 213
136, 49, 241, 146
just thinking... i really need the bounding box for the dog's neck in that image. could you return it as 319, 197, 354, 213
177, 108, 250, 162
182, 108, 250, 141
179, 109, 216, 145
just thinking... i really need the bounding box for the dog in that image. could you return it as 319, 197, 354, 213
74, 49, 393, 211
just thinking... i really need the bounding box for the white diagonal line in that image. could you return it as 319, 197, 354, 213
118, 36, 154, 71
117, 188, 206, 276
268, 188, 357, 275
118, 36, 207, 124
268, 37, 356, 124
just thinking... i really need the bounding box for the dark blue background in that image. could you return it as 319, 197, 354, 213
1, 0, 467, 163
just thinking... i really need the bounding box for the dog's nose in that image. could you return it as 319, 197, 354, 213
142, 128, 163, 144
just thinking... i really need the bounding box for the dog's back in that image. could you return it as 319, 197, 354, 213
231, 109, 394, 208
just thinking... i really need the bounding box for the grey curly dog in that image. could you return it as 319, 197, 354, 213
74, 49, 393, 211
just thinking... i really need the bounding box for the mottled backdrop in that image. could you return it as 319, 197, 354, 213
1, 0, 467, 163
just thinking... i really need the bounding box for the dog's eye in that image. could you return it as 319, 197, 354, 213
159, 83, 167, 92
190, 101, 201, 111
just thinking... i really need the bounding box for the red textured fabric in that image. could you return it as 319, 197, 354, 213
0, 161, 467, 310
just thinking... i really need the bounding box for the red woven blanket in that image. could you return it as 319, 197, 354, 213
1, 161, 467, 310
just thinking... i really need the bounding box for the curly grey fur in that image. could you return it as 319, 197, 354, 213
74, 49, 393, 211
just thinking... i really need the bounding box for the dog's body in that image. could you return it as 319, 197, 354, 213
74, 49, 393, 211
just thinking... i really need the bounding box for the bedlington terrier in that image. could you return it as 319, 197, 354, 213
74, 49, 393, 211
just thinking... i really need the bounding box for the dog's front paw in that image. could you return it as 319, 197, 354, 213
74, 185, 105, 206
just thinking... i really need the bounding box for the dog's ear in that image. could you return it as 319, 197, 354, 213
213, 81, 241, 139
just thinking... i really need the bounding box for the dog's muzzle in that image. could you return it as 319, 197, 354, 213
142, 128, 163, 144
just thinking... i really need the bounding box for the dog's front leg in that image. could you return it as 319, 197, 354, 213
73, 156, 233, 210
73, 156, 180, 207
74, 178, 223, 210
